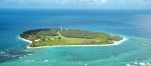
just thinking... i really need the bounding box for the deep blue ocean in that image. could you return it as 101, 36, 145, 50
0, 9, 151, 66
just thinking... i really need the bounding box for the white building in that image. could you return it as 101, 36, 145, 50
34, 39, 40, 42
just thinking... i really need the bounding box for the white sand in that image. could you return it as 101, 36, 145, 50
18, 36, 128, 49
18, 36, 32, 43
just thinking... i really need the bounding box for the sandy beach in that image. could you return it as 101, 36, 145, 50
18, 36, 127, 49
18, 36, 32, 43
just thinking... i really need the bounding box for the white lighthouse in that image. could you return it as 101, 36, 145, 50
60, 26, 62, 31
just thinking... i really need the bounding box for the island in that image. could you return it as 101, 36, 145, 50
19, 28, 123, 47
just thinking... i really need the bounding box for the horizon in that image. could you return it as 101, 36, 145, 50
0, 0, 151, 9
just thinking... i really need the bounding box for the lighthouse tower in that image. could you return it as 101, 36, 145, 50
60, 26, 62, 31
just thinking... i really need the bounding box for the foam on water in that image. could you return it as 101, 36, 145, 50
125, 62, 151, 66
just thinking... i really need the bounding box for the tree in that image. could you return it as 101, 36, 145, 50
58, 37, 61, 40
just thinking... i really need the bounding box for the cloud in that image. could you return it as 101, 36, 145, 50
0, 0, 151, 9
0, 0, 109, 5
1, 0, 150, 5
74, 0, 109, 5
142, 0, 151, 2
0, 0, 150, 4
100, 0, 108, 4
139, 0, 151, 5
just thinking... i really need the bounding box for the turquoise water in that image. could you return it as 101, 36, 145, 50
0, 9, 151, 66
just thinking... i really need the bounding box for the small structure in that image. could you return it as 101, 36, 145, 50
45, 38, 48, 40
50, 38, 54, 40
60, 26, 62, 31
34, 39, 40, 42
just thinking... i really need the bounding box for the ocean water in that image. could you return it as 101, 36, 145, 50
0, 9, 151, 66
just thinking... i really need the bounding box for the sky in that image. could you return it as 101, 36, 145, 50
0, 0, 151, 9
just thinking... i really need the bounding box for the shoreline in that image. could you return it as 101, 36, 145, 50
18, 36, 32, 43
18, 36, 128, 49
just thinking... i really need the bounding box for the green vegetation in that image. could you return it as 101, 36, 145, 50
20, 28, 123, 47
